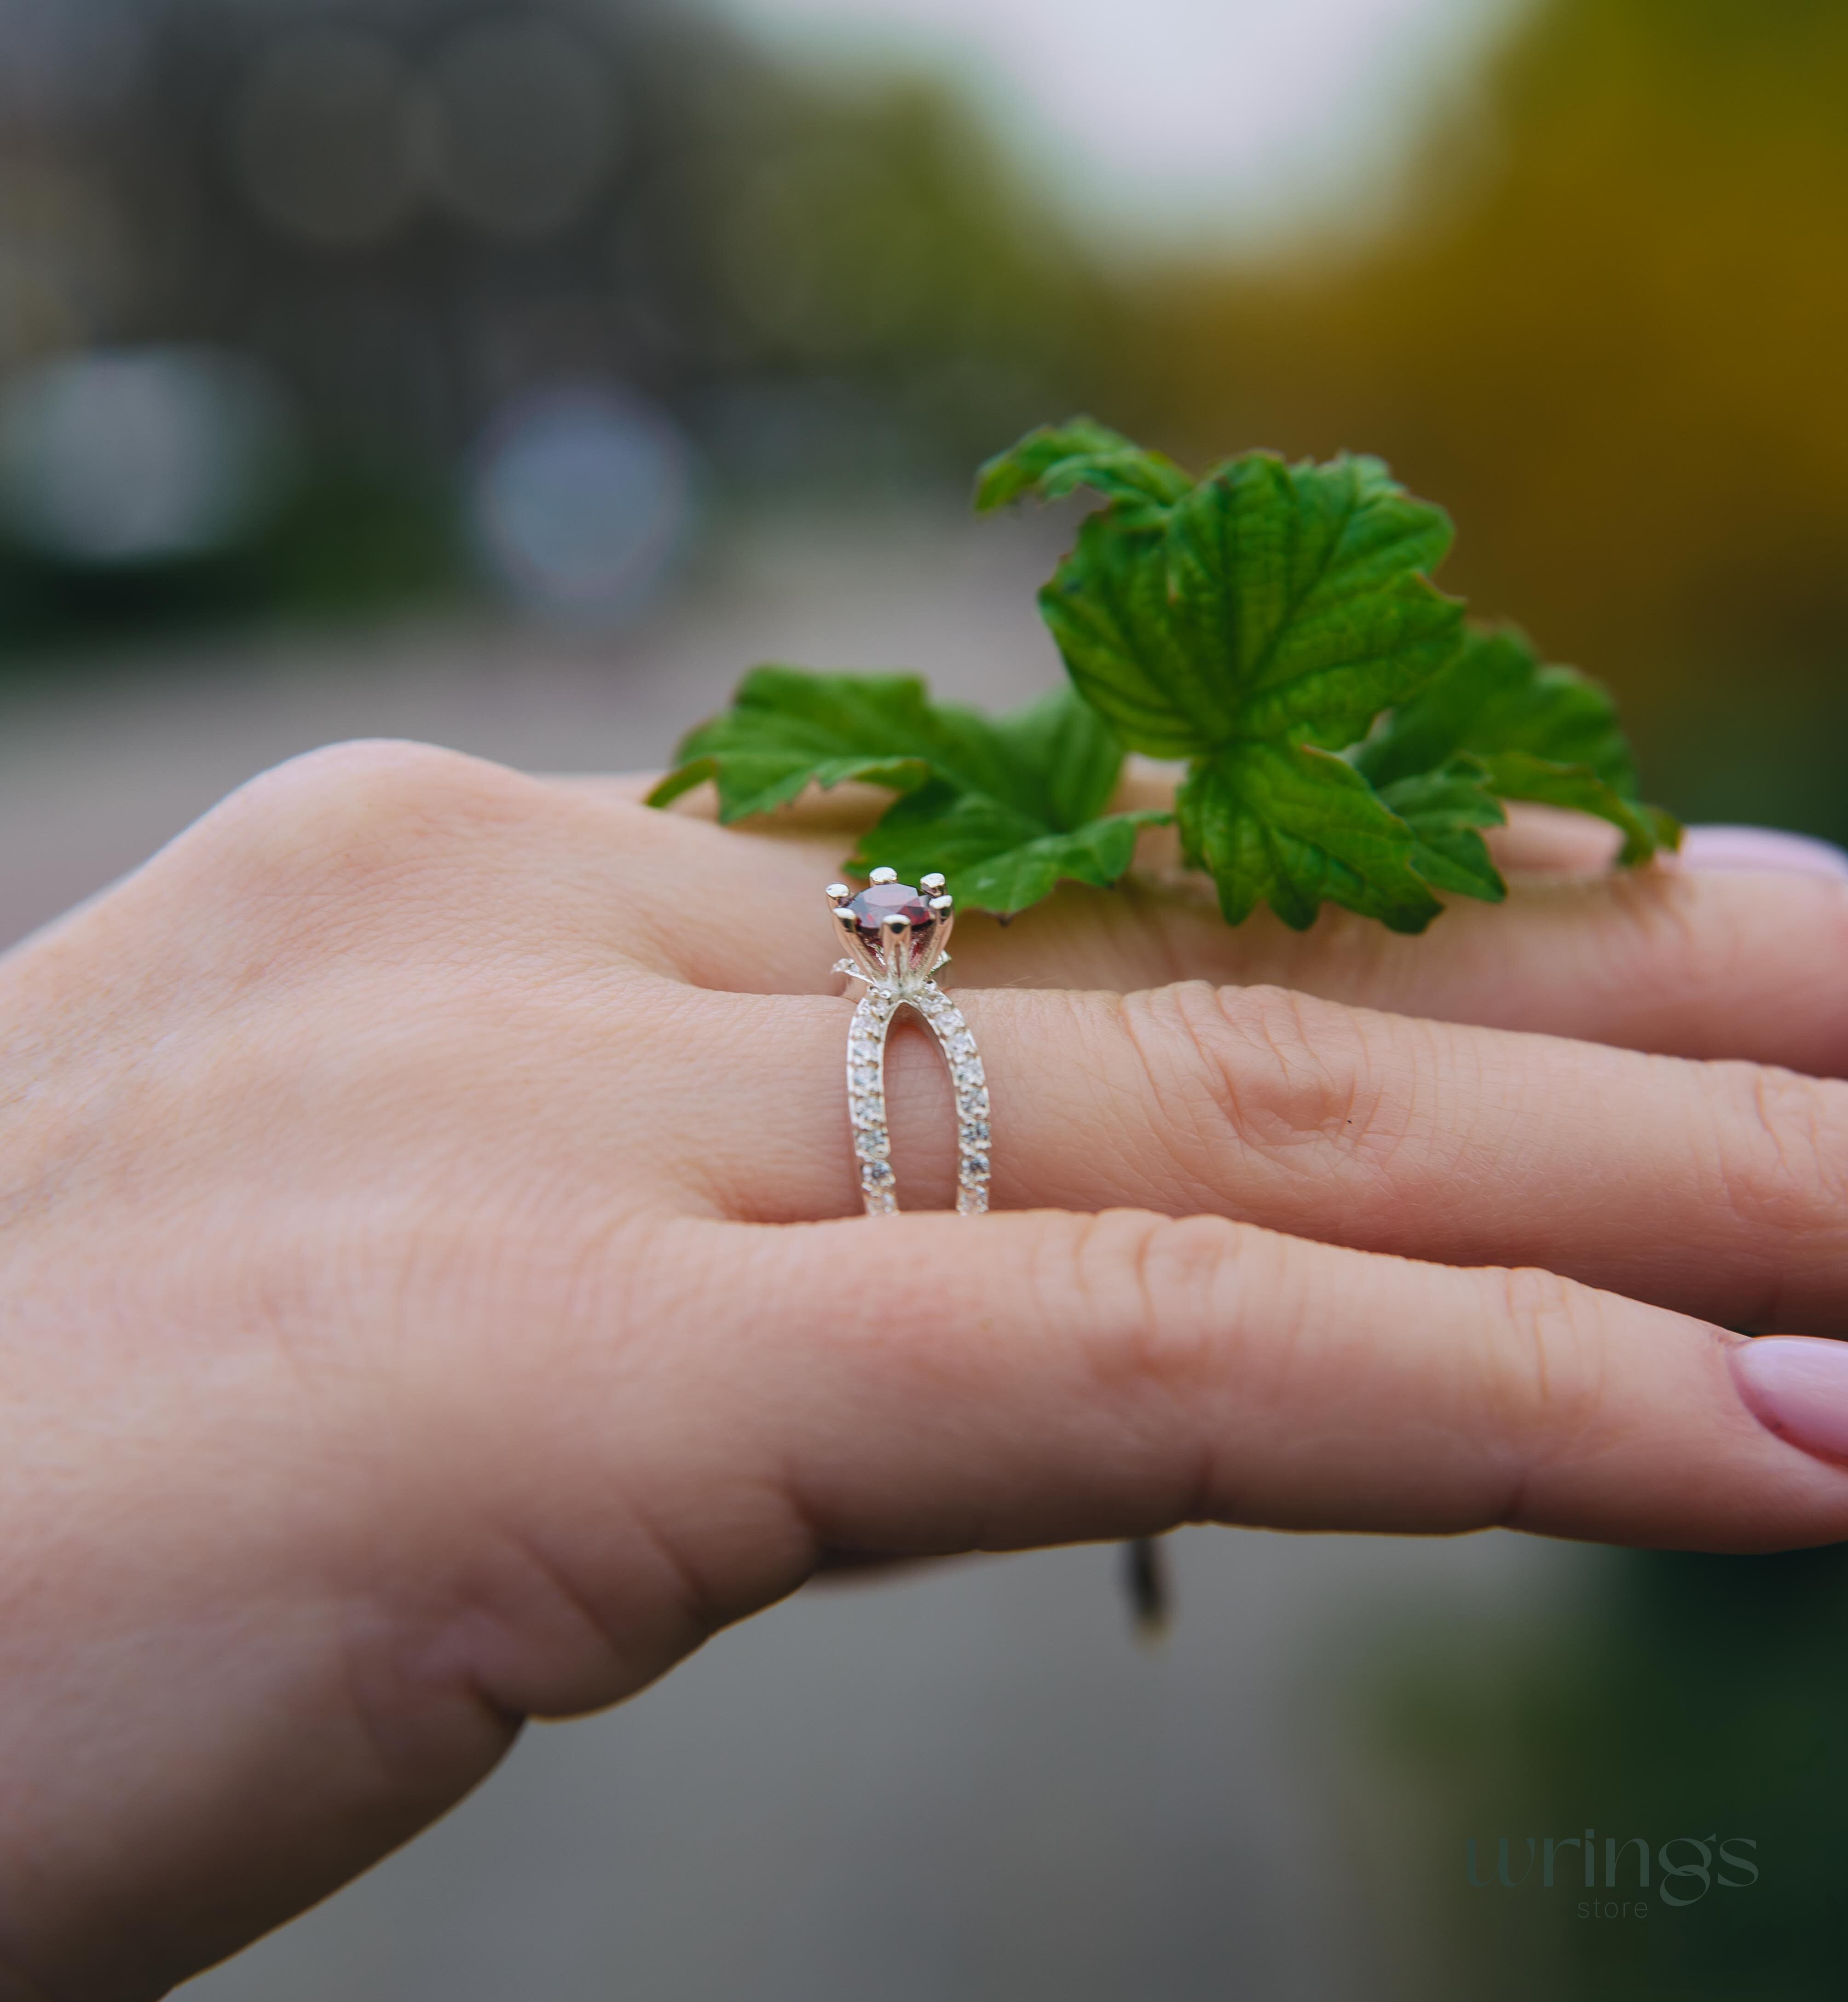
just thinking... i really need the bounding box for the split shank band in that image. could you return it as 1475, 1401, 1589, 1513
826, 869, 990, 1218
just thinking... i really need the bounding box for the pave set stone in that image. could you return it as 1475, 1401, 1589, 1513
845, 974, 990, 1217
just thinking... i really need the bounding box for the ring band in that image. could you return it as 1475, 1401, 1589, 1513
827, 870, 990, 1217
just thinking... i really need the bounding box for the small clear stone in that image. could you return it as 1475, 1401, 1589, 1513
850, 1063, 879, 1092
851, 1094, 883, 1125
958, 1088, 989, 1118
863, 1160, 895, 1187
960, 1151, 991, 1179
953, 1059, 983, 1087
855, 1131, 890, 1160
960, 1119, 990, 1148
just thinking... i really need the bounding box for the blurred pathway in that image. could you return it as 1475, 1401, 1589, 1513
0, 506, 1074, 951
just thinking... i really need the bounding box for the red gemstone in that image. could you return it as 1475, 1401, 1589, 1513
848, 881, 933, 962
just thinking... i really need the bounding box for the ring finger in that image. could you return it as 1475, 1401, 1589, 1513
681, 979, 1848, 1336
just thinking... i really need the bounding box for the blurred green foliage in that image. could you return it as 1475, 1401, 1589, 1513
1368, 1544, 1848, 1999
0, 458, 462, 660
1123, 0, 1848, 841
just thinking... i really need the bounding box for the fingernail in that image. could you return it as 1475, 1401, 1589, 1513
1730, 1337, 1848, 1464
1681, 825, 1848, 881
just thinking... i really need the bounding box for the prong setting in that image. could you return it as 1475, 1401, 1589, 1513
879, 912, 912, 979
834, 868, 957, 991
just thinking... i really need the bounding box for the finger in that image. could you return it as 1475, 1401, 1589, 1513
455, 1209, 1848, 1730
623, 780, 1848, 1075
687, 980, 1848, 1336
689, 1209, 1848, 1562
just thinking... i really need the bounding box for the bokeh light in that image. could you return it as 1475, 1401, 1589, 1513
419, 16, 620, 241
229, 29, 421, 250
468, 382, 692, 617
0, 344, 292, 564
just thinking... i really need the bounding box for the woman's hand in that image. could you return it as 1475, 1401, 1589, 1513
3, 742, 1846, 1999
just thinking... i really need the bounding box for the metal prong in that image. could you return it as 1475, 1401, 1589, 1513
879, 911, 911, 977
869, 867, 898, 885
834, 904, 869, 964
919, 872, 946, 893
921, 897, 953, 977
825, 881, 852, 905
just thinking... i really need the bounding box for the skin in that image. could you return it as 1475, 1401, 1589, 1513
2, 741, 1847, 1998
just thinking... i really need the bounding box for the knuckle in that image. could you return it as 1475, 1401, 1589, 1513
1062, 1208, 1249, 1401
183, 740, 535, 902
1119, 980, 1426, 1183
1713, 1062, 1848, 1234
1486, 1263, 1607, 1457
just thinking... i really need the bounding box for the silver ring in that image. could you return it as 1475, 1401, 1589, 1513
827, 869, 990, 1217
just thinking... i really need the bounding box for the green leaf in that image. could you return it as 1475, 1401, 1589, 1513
1353, 626, 1680, 865
1163, 453, 1465, 752
1474, 751, 1681, 868
660, 427, 1671, 939
647, 666, 942, 821
1035, 450, 1464, 762
978, 683, 1125, 830
853, 779, 1167, 916
650, 668, 1167, 915
1006, 425, 1470, 932
1034, 513, 1220, 758
1177, 741, 1444, 933
974, 416, 1193, 524
1376, 757, 1508, 903
1354, 625, 1638, 793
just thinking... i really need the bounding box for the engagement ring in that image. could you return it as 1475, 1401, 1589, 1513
827, 869, 990, 1218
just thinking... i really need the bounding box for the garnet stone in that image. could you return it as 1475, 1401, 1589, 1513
847, 880, 933, 961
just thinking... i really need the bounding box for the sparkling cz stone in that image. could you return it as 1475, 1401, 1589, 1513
863, 1160, 895, 1187
960, 1152, 991, 1179
960, 1120, 990, 1148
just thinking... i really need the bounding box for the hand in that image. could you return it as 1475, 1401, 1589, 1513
3, 742, 1846, 1999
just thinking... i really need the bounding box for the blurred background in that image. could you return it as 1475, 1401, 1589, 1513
1, 0, 1843, 1994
